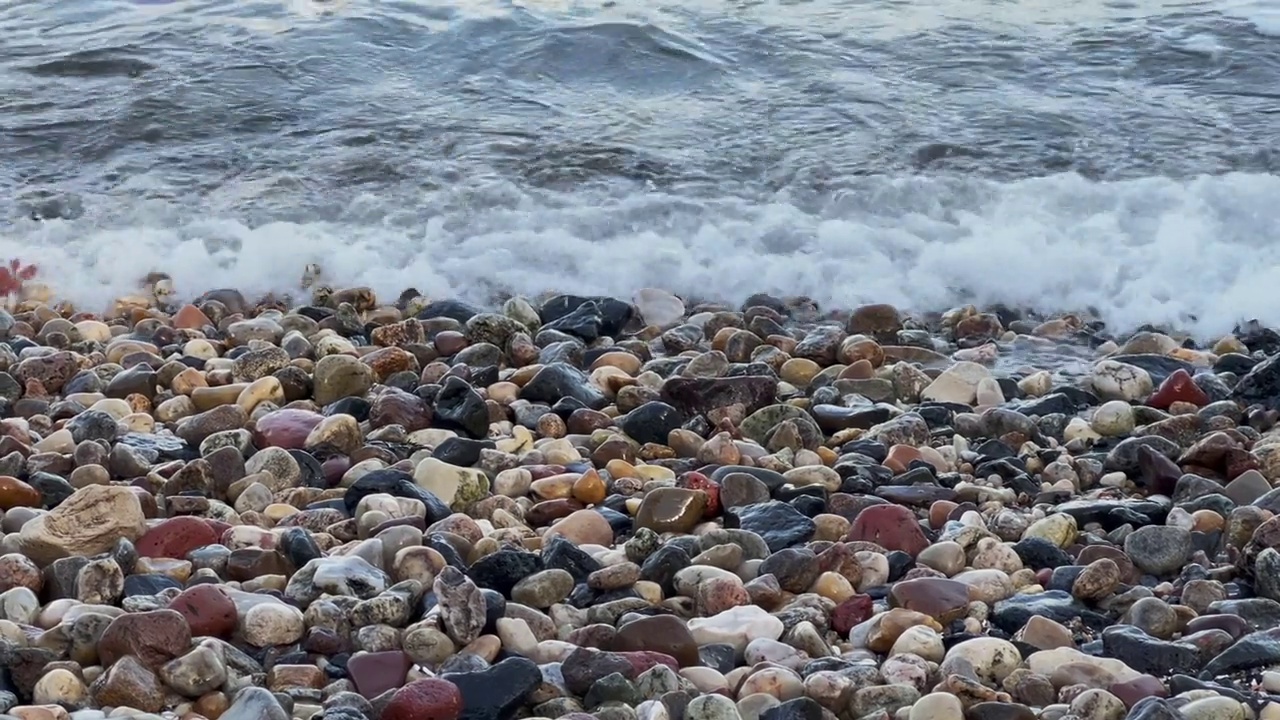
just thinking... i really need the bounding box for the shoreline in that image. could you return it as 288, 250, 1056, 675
0, 281, 1276, 719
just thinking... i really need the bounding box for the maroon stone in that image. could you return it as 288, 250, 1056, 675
1184, 613, 1249, 640
831, 594, 873, 635
168, 584, 238, 638
322, 455, 351, 485
677, 472, 721, 519
136, 516, 221, 559
252, 408, 324, 449
1147, 369, 1209, 409
381, 678, 463, 720
348, 650, 413, 699
561, 648, 635, 695
612, 615, 700, 667
525, 465, 569, 480
98, 609, 192, 670
888, 577, 971, 622
616, 650, 678, 676
1108, 675, 1167, 708
845, 504, 929, 555
525, 498, 585, 527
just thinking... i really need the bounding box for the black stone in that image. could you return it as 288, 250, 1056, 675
660, 376, 779, 419
539, 295, 634, 338
885, 551, 915, 583
991, 590, 1111, 633
1054, 497, 1170, 529
442, 656, 542, 720
433, 376, 490, 439
1101, 625, 1202, 676
425, 533, 468, 569
698, 643, 736, 674
327, 397, 371, 423
639, 544, 690, 596
542, 301, 607, 341
619, 401, 684, 445
119, 430, 194, 458
1017, 393, 1077, 417
1234, 352, 1280, 411
469, 550, 544, 597
122, 573, 182, 597
1110, 353, 1196, 385
342, 469, 452, 524
725, 501, 816, 553
416, 299, 484, 324
519, 363, 609, 410
596, 506, 632, 536
841, 440, 888, 463
26, 472, 74, 509
542, 534, 603, 584
761, 698, 825, 720
1199, 627, 1280, 679
583, 672, 641, 710
66, 409, 119, 443
432, 437, 495, 467
481, 588, 506, 635
1206, 598, 1280, 631
707, 465, 787, 493
279, 527, 323, 569
1011, 537, 1073, 571
1046, 566, 1086, 593
288, 450, 327, 489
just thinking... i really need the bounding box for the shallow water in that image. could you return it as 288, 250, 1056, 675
1, 0, 1278, 337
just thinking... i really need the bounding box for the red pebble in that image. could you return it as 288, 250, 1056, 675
251, 408, 324, 450
831, 594, 873, 635
136, 516, 221, 559
1224, 448, 1261, 480
1147, 369, 1209, 409
381, 678, 463, 720
347, 650, 413, 699
677, 471, 721, 519
845, 504, 930, 556
526, 464, 569, 480
616, 651, 679, 676
169, 584, 238, 638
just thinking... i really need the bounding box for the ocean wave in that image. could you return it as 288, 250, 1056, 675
3, 170, 1278, 340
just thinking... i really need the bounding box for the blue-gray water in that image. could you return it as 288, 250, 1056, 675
1, 0, 1278, 336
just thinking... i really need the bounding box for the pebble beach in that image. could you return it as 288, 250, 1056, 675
0, 276, 1277, 720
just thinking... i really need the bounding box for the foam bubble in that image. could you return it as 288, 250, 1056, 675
3, 171, 1279, 340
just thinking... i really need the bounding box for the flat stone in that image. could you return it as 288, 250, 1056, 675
98, 608, 192, 670
613, 614, 701, 668
635, 487, 708, 535
136, 516, 220, 560
1123, 525, 1192, 577
382, 678, 464, 720
442, 656, 541, 720
16, 485, 148, 566
1225, 470, 1271, 506
846, 504, 929, 556
347, 650, 412, 699
90, 655, 165, 713
728, 501, 816, 553
888, 577, 971, 623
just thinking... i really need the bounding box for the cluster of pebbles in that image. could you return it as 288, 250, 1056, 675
2, 275, 1280, 720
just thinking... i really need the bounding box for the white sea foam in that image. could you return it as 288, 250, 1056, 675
4, 171, 1280, 340
1217, 0, 1280, 35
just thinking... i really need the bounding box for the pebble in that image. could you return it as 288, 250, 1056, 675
0, 286, 1265, 718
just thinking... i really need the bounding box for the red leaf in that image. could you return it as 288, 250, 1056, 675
0, 259, 36, 295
